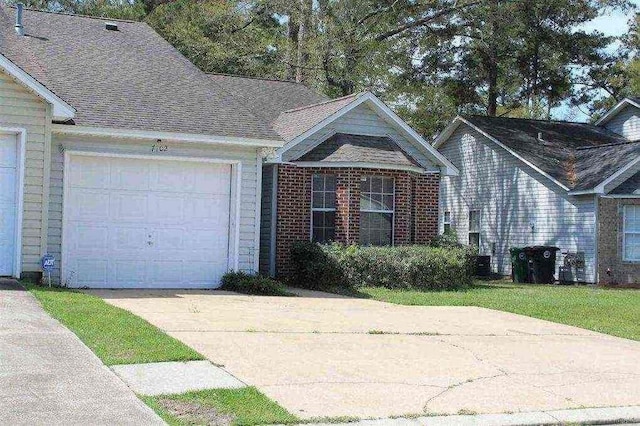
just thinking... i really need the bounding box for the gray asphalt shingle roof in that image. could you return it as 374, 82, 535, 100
299, 133, 421, 167
462, 115, 632, 191
273, 93, 362, 142
0, 6, 328, 140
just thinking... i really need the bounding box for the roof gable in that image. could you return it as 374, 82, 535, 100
595, 97, 640, 127
275, 92, 458, 175
435, 115, 632, 192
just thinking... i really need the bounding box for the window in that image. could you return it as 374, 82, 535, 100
360, 176, 394, 246
311, 174, 336, 243
468, 210, 480, 247
443, 211, 451, 234
623, 205, 640, 261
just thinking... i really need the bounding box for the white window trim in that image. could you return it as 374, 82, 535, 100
622, 205, 640, 262
61, 150, 243, 287
360, 176, 395, 246
0, 127, 26, 278
468, 209, 481, 248
310, 174, 337, 243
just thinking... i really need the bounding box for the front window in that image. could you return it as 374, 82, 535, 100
311, 174, 336, 243
623, 205, 640, 261
469, 210, 480, 247
360, 176, 394, 246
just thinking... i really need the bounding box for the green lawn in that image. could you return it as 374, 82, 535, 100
26, 284, 203, 365
141, 387, 299, 426
362, 281, 640, 341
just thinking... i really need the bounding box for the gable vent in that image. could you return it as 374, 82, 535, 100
105, 22, 118, 31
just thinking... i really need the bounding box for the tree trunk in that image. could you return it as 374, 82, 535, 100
296, 0, 313, 83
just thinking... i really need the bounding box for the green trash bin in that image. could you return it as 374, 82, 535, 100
509, 247, 529, 283
525, 246, 559, 284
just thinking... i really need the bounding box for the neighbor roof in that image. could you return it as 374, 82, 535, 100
0, 6, 324, 140
459, 115, 630, 190
299, 133, 421, 168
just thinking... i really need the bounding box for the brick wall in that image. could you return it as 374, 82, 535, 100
597, 197, 640, 285
275, 164, 440, 278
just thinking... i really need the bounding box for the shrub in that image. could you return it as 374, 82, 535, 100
430, 228, 464, 249
290, 242, 475, 291
220, 272, 292, 296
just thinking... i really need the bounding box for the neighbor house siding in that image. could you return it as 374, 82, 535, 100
0, 70, 50, 276
48, 134, 262, 283
438, 125, 597, 282
604, 104, 640, 141
281, 103, 440, 171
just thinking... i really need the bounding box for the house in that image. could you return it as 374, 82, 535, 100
435, 97, 640, 284
0, 5, 456, 288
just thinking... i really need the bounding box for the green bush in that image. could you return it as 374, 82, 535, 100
220, 272, 292, 296
290, 242, 475, 291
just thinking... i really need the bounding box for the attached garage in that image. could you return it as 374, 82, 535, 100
0, 131, 24, 278
62, 152, 240, 289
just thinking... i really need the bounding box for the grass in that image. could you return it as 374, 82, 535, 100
26, 284, 203, 365
361, 280, 640, 341
141, 387, 299, 426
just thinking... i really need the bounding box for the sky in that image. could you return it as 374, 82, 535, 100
554, 1, 638, 121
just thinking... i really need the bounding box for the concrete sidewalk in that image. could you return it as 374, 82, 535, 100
0, 280, 164, 425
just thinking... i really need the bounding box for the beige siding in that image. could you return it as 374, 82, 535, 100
282, 103, 439, 170
605, 104, 640, 141
0, 70, 50, 274
48, 135, 262, 282
439, 124, 597, 282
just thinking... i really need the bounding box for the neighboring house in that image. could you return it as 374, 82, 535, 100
435, 97, 640, 284
0, 5, 456, 288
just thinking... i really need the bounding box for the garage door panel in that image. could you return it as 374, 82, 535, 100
65, 155, 232, 288
0, 170, 16, 204
69, 157, 110, 189
110, 158, 150, 190
111, 193, 148, 222
69, 190, 110, 221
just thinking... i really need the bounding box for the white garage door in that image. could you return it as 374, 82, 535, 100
0, 133, 18, 277
64, 154, 232, 288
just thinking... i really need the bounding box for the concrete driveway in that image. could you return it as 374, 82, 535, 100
92, 289, 640, 420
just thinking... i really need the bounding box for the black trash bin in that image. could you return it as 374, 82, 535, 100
524, 246, 559, 284
475, 255, 491, 277
509, 248, 529, 283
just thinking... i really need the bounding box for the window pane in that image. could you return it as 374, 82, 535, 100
371, 193, 383, 210
312, 193, 324, 208
444, 223, 451, 233
360, 212, 392, 246
383, 177, 394, 194
313, 175, 324, 191
324, 192, 335, 209
360, 193, 372, 210
625, 206, 640, 232
469, 210, 480, 232
444, 211, 451, 223
469, 232, 480, 247
371, 177, 382, 193
325, 175, 336, 192
324, 211, 335, 227
383, 195, 394, 210
625, 233, 640, 260
361, 177, 370, 192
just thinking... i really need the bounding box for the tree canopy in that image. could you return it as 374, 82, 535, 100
3, 0, 638, 137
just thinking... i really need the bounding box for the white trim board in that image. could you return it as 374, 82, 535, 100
52, 125, 283, 148
0, 127, 26, 278
434, 116, 571, 192
0, 54, 75, 121
61, 150, 242, 287
275, 92, 459, 176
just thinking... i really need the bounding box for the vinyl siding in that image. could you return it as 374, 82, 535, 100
605, 104, 640, 141
0, 70, 50, 274
439, 124, 597, 282
48, 135, 262, 282
282, 103, 439, 170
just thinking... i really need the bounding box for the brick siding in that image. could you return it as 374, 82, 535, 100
275, 164, 440, 278
597, 197, 640, 285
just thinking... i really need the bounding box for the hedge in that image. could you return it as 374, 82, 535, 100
220, 272, 293, 296
290, 241, 475, 291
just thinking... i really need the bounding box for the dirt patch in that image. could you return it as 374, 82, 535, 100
157, 397, 234, 425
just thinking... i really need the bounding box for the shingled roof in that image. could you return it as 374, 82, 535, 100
0, 5, 328, 140
299, 133, 421, 168
460, 115, 631, 191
